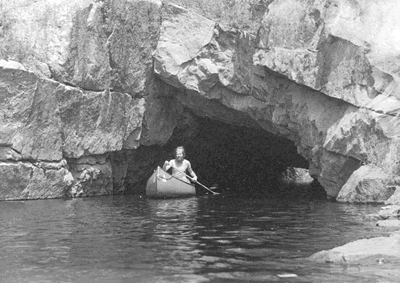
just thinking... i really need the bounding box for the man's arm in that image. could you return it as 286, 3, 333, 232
163, 160, 172, 171
187, 161, 198, 182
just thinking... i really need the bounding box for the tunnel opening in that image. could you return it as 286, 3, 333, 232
157, 111, 326, 199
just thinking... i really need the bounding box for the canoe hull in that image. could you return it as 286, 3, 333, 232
146, 167, 196, 198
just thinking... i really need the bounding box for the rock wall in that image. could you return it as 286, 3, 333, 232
0, 59, 144, 199
0, 0, 400, 201
254, 0, 400, 200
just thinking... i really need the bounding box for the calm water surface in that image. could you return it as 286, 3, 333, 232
0, 192, 397, 283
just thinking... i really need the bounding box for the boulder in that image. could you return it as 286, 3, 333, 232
337, 165, 397, 203
377, 205, 400, 220
309, 234, 400, 264
376, 220, 400, 228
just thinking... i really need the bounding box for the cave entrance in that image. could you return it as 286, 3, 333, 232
123, 109, 326, 199
159, 113, 323, 198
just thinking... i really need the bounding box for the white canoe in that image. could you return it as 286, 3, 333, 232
145, 167, 196, 198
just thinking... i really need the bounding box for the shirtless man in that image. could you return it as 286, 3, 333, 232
163, 146, 198, 183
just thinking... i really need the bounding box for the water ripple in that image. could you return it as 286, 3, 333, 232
0, 195, 393, 282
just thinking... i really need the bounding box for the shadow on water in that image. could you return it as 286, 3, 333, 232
200, 179, 327, 204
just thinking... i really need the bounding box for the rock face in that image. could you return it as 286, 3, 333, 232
0, 0, 400, 201
254, 0, 400, 200
0, 59, 145, 199
0, 160, 72, 200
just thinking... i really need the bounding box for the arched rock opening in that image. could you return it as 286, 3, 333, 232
122, 110, 325, 198
166, 116, 307, 189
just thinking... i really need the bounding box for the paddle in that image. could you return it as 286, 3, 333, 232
171, 166, 220, 195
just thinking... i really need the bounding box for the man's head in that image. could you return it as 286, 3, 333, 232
175, 146, 186, 161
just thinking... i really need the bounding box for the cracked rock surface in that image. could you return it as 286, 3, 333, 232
1, 0, 400, 201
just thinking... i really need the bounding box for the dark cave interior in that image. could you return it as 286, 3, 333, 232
157, 114, 326, 199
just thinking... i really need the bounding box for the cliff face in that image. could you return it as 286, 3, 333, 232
1, 0, 400, 201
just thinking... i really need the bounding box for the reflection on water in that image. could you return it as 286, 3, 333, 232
144, 198, 202, 274
0, 195, 396, 282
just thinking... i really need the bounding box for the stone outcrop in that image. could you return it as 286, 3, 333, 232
336, 165, 399, 203
308, 233, 400, 264
1, 0, 400, 200
375, 196, 400, 227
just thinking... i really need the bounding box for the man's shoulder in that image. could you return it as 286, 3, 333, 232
183, 159, 191, 165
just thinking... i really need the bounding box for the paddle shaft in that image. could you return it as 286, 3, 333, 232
170, 166, 219, 195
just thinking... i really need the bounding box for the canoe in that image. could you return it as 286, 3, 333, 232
145, 166, 196, 198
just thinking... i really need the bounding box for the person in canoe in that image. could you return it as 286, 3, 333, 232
163, 146, 198, 184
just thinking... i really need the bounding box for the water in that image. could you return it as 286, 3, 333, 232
0, 193, 397, 283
